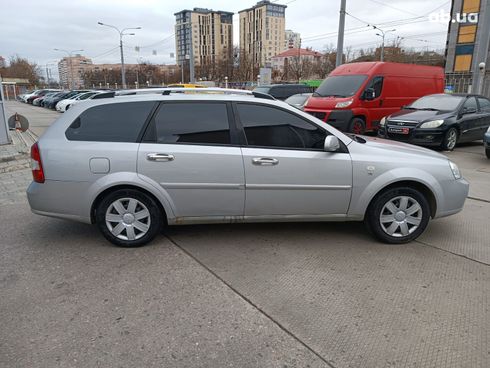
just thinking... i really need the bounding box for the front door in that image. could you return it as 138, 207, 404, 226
137, 101, 245, 218
234, 102, 352, 217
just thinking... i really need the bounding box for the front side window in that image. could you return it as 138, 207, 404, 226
478, 97, 490, 112
146, 102, 230, 145
366, 76, 383, 98
237, 103, 327, 150
462, 97, 478, 111
66, 101, 155, 142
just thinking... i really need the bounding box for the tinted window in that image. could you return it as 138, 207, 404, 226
254, 87, 271, 94
478, 97, 490, 112
462, 97, 478, 111
237, 103, 326, 149
148, 102, 230, 145
66, 101, 155, 142
409, 95, 464, 111
366, 76, 383, 98
315, 75, 368, 97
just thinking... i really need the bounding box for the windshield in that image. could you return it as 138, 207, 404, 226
314, 75, 367, 97
285, 94, 310, 105
254, 87, 271, 94
78, 92, 95, 100
408, 95, 464, 111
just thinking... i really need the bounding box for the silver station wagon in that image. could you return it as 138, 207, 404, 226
27, 88, 469, 247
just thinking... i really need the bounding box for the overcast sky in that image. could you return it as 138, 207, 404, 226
0, 0, 451, 79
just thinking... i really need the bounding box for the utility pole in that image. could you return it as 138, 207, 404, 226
98, 22, 141, 89
336, 0, 346, 67
374, 27, 396, 62
54, 49, 84, 89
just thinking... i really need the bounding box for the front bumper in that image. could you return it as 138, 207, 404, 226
435, 177, 469, 219
305, 109, 353, 132
378, 126, 445, 147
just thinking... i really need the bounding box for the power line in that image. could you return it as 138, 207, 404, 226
366, 0, 419, 16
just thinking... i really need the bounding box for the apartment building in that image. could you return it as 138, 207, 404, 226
239, 0, 287, 68
285, 30, 301, 49
174, 8, 234, 68
57, 55, 92, 89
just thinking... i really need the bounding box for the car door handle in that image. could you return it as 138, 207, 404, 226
252, 157, 279, 166
147, 153, 175, 162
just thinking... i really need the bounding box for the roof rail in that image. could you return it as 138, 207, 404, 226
161, 87, 275, 100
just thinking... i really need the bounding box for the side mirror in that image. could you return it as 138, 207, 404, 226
362, 88, 376, 101
324, 136, 340, 152
461, 106, 477, 115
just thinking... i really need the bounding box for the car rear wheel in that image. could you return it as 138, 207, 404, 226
348, 117, 366, 134
441, 127, 458, 151
365, 187, 430, 244
95, 189, 163, 247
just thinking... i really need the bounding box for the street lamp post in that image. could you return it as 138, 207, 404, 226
374, 27, 396, 62
54, 48, 84, 89
98, 22, 141, 89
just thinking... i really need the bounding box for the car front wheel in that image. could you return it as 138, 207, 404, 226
365, 187, 430, 244
95, 189, 163, 247
441, 127, 458, 151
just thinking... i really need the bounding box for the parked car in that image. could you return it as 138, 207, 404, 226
19, 90, 39, 103
27, 88, 468, 247
46, 90, 90, 109
42, 91, 67, 108
484, 126, 490, 158
167, 84, 205, 88
304, 62, 445, 134
253, 84, 313, 100
26, 89, 60, 104
68, 91, 106, 108
56, 91, 100, 112
378, 93, 490, 150
285, 93, 312, 110
33, 92, 58, 106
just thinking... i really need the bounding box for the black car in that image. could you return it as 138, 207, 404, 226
378, 93, 490, 150
45, 90, 89, 109
253, 84, 313, 101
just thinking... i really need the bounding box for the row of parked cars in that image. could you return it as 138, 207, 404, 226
258, 62, 490, 156
18, 89, 108, 112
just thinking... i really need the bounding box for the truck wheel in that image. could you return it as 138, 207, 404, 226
365, 187, 430, 244
348, 118, 366, 134
96, 189, 163, 247
440, 127, 458, 151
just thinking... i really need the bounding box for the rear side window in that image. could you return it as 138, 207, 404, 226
145, 102, 230, 145
237, 103, 327, 149
65, 101, 155, 142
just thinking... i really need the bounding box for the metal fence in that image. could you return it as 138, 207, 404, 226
445, 72, 490, 97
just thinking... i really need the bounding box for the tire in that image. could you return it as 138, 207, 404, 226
486, 148, 490, 159
66, 104, 70, 111
95, 189, 163, 247
365, 187, 430, 244
348, 117, 366, 134
440, 127, 458, 151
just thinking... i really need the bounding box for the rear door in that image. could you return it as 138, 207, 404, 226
459, 97, 481, 141
235, 102, 352, 217
137, 101, 245, 218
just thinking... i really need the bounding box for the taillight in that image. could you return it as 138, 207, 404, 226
30, 142, 45, 183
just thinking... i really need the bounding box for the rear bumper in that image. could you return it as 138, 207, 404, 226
27, 181, 92, 224
305, 109, 353, 132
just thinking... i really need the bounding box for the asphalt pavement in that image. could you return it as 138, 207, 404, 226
0, 101, 489, 368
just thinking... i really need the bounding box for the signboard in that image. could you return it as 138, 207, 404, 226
259, 67, 272, 85
0, 77, 11, 145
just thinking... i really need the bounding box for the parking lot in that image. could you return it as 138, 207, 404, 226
1, 101, 489, 367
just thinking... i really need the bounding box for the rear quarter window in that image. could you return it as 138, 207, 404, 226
65, 101, 156, 142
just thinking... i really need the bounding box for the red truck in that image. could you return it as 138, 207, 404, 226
304, 62, 445, 134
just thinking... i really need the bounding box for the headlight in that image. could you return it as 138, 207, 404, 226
420, 119, 444, 129
449, 161, 461, 180
335, 99, 353, 108
380, 117, 386, 126
487, 126, 490, 133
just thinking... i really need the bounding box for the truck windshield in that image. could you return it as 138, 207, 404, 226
314, 75, 367, 97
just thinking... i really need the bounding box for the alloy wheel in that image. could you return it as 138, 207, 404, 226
446, 129, 457, 150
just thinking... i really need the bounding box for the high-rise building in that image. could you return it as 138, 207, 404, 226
445, 0, 490, 95
174, 8, 234, 71
239, 0, 287, 68
57, 55, 92, 89
285, 30, 301, 50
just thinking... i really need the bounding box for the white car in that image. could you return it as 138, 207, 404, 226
56, 91, 100, 112
69, 91, 106, 109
